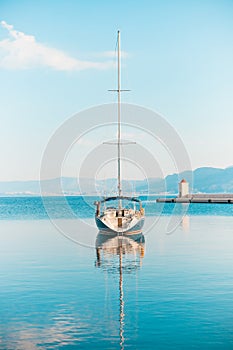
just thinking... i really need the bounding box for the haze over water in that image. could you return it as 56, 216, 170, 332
0, 197, 233, 349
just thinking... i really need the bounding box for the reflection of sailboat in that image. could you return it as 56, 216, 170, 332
94, 31, 145, 234
96, 232, 145, 263
95, 231, 145, 349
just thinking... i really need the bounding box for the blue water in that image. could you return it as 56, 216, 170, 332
1, 197, 233, 349
1, 196, 233, 220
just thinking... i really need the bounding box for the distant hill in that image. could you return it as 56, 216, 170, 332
0, 166, 233, 196
192, 167, 233, 193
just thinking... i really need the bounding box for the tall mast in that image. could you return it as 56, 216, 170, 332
117, 30, 122, 198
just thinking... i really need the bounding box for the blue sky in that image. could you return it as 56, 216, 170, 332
0, 0, 233, 181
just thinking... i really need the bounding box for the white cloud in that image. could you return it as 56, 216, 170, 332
0, 21, 114, 71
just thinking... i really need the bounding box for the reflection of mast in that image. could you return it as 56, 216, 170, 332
119, 245, 124, 350
95, 232, 145, 349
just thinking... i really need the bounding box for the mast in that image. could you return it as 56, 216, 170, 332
117, 30, 122, 199
108, 31, 129, 203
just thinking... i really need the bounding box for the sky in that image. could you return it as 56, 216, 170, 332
0, 0, 233, 181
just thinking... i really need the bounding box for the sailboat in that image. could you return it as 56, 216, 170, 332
94, 31, 145, 234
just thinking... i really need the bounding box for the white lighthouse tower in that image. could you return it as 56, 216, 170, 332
179, 179, 189, 198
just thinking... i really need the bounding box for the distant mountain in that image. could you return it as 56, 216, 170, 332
0, 166, 233, 196
192, 167, 233, 193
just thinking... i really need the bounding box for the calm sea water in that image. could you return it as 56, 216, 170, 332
0, 197, 233, 349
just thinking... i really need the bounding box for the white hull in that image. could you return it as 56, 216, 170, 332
95, 207, 144, 234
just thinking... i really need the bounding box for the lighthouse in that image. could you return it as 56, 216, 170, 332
179, 179, 189, 198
